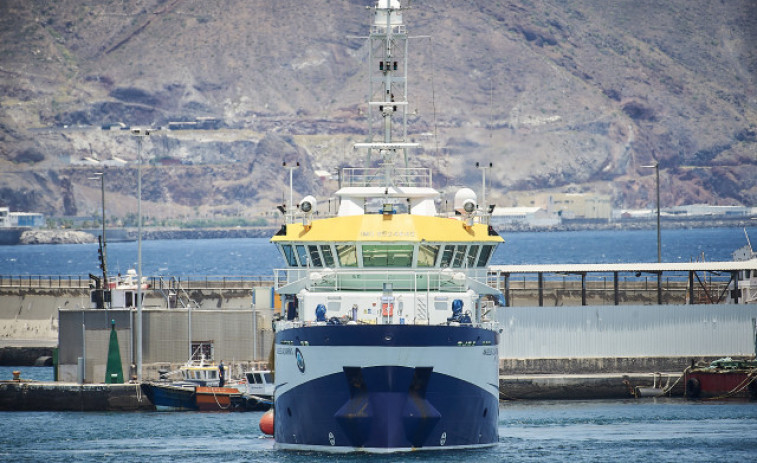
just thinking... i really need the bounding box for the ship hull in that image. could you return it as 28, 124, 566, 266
273, 324, 500, 452
685, 370, 757, 399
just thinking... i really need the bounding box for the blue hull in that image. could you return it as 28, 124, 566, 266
141, 383, 197, 411
274, 325, 499, 451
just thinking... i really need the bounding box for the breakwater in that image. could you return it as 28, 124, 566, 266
0, 381, 152, 411
7, 227, 279, 245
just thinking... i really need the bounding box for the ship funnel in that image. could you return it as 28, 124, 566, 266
374, 0, 403, 27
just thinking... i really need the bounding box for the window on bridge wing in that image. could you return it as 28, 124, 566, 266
281, 244, 298, 267
417, 243, 440, 267
362, 244, 414, 267
296, 245, 308, 267
477, 245, 494, 267
337, 244, 358, 267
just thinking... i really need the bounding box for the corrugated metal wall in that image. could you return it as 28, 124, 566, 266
497, 304, 757, 359
59, 308, 273, 382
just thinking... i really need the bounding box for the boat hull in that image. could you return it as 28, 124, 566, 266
685, 370, 757, 399
141, 383, 197, 411
273, 324, 499, 452
195, 386, 241, 412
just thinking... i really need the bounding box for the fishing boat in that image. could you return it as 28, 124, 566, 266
684, 357, 757, 400
271, 0, 504, 452
141, 357, 241, 411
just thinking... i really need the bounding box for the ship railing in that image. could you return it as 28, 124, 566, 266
273, 267, 494, 293
275, 319, 498, 332
340, 167, 432, 188
0, 274, 274, 290
370, 24, 406, 35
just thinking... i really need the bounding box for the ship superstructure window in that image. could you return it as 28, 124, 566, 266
321, 245, 335, 267
337, 244, 358, 267
363, 244, 414, 267
308, 245, 323, 267
466, 245, 479, 268
452, 246, 466, 267
296, 245, 308, 266
477, 245, 494, 267
417, 244, 440, 267
440, 245, 454, 268
281, 244, 298, 267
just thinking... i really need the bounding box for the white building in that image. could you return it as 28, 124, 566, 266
490, 206, 560, 228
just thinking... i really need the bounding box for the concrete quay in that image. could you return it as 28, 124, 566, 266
0, 381, 154, 411
499, 372, 685, 400
0, 372, 685, 413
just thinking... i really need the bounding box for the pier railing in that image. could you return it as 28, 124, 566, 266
0, 275, 274, 290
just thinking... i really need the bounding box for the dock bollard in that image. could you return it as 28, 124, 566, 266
12, 370, 20, 381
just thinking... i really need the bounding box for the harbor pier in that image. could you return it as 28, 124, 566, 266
1, 259, 755, 407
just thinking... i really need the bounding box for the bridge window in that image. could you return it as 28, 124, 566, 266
296, 245, 308, 267
363, 244, 414, 267
281, 244, 298, 267
466, 245, 479, 268
417, 244, 440, 267
452, 246, 466, 267
337, 244, 358, 267
477, 245, 494, 267
321, 245, 335, 267
308, 245, 323, 267
440, 245, 454, 268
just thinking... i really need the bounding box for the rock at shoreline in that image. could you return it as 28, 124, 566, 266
20, 230, 97, 245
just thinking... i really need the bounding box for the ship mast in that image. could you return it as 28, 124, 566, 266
355, 0, 418, 188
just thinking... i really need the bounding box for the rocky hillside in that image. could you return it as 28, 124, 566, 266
1, 0, 755, 220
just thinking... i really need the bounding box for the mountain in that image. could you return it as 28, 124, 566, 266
1, 0, 755, 220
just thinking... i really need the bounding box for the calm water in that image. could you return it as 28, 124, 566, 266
0, 400, 755, 462
0, 226, 753, 276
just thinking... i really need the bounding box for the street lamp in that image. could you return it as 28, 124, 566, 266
131, 127, 152, 381
475, 162, 493, 211
88, 171, 108, 307
283, 161, 300, 224
642, 161, 661, 263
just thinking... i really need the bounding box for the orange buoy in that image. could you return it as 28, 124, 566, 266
259, 408, 274, 435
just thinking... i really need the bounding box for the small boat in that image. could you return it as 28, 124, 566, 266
142, 356, 242, 411
233, 369, 274, 411
685, 357, 757, 399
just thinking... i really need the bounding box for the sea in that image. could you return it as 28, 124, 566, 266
1, 226, 754, 277
1, 226, 756, 462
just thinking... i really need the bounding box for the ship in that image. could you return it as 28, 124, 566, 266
271, 0, 504, 452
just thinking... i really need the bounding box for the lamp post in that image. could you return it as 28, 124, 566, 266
475, 162, 492, 211
131, 127, 151, 381
642, 161, 661, 263
283, 161, 300, 223
89, 171, 108, 307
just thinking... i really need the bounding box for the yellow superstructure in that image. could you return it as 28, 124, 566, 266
272, 214, 504, 244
